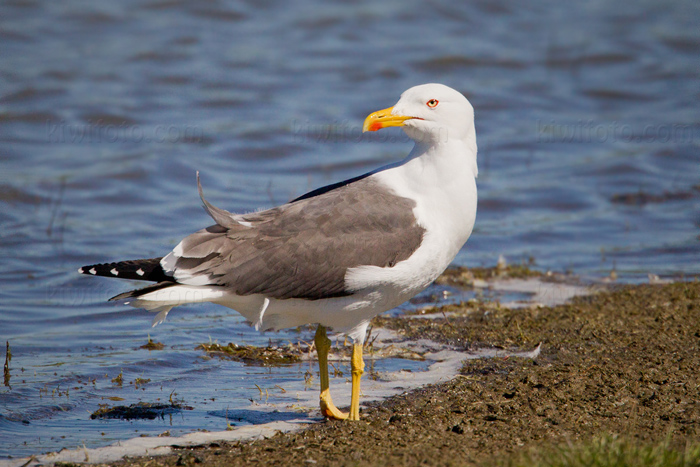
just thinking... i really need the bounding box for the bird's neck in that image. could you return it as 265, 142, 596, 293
374, 135, 478, 265
405, 136, 478, 180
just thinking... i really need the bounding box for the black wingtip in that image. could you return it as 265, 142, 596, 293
79, 258, 172, 282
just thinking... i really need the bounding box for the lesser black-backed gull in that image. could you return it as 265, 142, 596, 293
79, 83, 478, 421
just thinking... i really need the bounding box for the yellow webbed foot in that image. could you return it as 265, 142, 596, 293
320, 388, 348, 420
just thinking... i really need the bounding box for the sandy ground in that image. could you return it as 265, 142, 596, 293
73, 279, 698, 467
8, 277, 698, 466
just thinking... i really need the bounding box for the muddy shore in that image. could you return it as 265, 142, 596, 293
88, 280, 700, 467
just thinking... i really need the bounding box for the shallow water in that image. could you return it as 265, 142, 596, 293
1, 0, 699, 459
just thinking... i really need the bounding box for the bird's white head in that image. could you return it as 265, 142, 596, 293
363, 83, 475, 147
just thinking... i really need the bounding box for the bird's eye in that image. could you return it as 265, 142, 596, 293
426, 99, 439, 108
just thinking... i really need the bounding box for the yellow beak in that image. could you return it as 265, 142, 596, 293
362, 106, 415, 132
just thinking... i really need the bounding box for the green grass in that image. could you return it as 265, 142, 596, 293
497, 435, 700, 467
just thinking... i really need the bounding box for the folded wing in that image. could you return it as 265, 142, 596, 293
161, 175, 425, 300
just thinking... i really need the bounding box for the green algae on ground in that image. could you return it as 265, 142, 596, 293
132, 377, 151, 389
399, 297, 506, 318
91, 401, 193, 420
497, 435, 700, 467
197, 342, 302, 366
436, 261, 542, 288
139, 336, 165, 351
111, 371, 123, 387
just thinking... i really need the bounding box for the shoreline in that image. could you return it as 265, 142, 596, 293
6, 277, 700, 466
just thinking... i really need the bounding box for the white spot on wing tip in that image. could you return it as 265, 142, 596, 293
78, 267, 84, 274
110, 268, 119, 276
136, 268, 145, 276
89, 268, 97, 275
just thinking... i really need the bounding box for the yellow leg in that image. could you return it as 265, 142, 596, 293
349, 343, 365, 421
314, 325, 348, 420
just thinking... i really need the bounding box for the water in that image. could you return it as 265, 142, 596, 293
1, 0, 699, 459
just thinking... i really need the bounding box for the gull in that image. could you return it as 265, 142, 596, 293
79, 83, 478, 421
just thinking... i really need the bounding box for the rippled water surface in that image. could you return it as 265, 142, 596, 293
1, 0, 699, 459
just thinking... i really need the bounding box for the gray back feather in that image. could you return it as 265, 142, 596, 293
171, 176, 425, 300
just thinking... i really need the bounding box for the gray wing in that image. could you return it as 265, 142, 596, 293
162, 175, 425, 300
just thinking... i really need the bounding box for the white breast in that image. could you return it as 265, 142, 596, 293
345, 140, 478, 302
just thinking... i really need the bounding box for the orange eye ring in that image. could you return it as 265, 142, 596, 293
426, 99, 439, 108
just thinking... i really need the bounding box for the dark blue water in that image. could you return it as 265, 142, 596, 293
1, 0, 699, 459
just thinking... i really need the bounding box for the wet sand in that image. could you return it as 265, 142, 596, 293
96, 280, 699, 467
